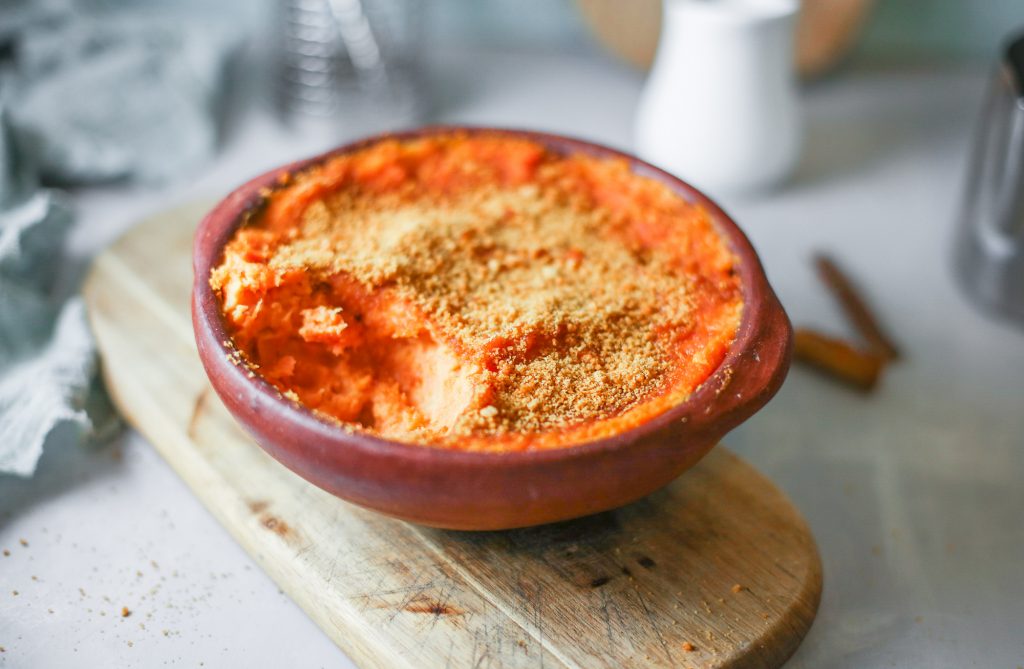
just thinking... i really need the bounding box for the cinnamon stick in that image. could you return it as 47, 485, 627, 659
793, 328, 885, 392
814, 254, 901, 360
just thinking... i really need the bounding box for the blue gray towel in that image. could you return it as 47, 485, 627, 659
0, 4, 238, 475
0, 105, 110, 476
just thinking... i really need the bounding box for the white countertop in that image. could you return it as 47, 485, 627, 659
2, 48, 1022, 668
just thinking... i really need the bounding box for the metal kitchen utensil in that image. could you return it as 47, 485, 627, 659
955, 31, 1024, 326
274, 0, 423, 135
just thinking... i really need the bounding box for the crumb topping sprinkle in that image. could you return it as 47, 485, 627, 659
211, 135, 742, 448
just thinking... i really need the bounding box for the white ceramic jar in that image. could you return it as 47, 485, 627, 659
635, 0, 801, 195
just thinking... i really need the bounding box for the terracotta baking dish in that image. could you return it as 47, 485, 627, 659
191, 127, 792, 530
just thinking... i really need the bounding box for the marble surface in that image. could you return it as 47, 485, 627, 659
2, 48, 1022, 668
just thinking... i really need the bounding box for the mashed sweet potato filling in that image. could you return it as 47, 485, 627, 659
211, 134, 742, 452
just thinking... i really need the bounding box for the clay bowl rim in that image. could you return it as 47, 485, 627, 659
193, 125, 786, 470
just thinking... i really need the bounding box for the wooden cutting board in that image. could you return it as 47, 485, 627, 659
83, 201, 822, 669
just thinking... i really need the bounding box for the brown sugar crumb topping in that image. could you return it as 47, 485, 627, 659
212, 135, 742, 449
268, 184, 693, 435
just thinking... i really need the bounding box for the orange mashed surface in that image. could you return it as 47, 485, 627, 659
211, 133, 742, 452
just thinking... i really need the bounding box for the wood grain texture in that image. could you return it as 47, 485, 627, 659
83, 201, 822, 668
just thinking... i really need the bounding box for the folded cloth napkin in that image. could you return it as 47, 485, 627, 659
0, 105, 116, 476
0, 4, 238, 475
7, 12, 238, 184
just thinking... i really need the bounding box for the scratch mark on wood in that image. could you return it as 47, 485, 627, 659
535, 582, 545, 669
472, 648, 489, 669
636, 588, 673, 664
364, 580, 441, 601
598, 587, 615, 646
610, 590, 630, 653
324, 553, 340, 588
389, 557, 413, 576
186, 387, 210, 439
364, 561, 399, 613
469, 626, 482, 669
444, 635, 454, 669
375, 566, 443, 626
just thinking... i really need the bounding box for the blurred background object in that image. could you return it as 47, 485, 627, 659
575, 0, 662, 70
577, 0, 877, 79
634, 0, 802, 194
954, 30, 1024, 327
796, 0, 876, 77
466, 0, 1024, 71
859, 0, 1024, 62
274, 0, 424, 136
0, 2, 240, 184
576, 0, 1024, 77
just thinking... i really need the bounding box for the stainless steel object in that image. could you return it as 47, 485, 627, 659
956, 31, 1024, 326
274, 0, 423, 134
